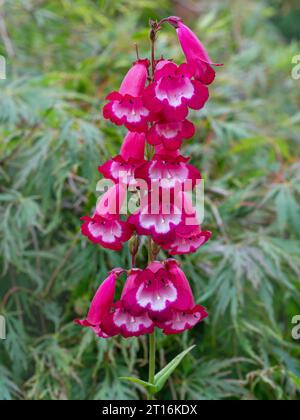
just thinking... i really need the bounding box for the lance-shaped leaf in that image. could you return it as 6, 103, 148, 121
119, 376, 157, 393
154, 345, 196, 392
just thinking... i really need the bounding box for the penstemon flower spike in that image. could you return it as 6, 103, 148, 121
76, 17, 221, 400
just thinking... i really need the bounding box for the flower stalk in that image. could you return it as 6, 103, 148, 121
76, 15, 221, 400
148, 331, 156, 400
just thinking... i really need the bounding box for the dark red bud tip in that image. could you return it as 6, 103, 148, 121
110, 267, 124, 276
166, 16, 183, 28
133, 58, 151, 68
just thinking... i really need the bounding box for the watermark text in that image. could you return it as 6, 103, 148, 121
292, 315, 300, 340
0, 55, 6, 80
0, 315, 6, 340
291, 55, 300, 80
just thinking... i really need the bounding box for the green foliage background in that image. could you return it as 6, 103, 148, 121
0, 0, 300, 400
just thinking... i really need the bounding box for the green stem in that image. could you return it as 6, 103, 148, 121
146, 21, 158, 402
147, 235, 156, 399
148, 330, 156, 400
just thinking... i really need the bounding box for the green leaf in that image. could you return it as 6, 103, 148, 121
288, 372, 300, 391
154, 345, 196, 393
119, 376, 157, 393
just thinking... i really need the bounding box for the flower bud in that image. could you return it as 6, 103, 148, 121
129, 234, 140, 258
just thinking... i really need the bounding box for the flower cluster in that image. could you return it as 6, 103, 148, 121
75, 260, 208, 337
77, 17, 221, 339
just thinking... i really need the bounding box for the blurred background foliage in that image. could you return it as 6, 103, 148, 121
0, 0, 300, 400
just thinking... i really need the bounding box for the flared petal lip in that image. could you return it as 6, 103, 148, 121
103, 92, 152, 130
161, 229, 212, 255
157, 305, 208, 335
80, 214, 133, 251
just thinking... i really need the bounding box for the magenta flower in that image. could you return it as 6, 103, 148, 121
98, 131, 146, 185
168, 16, 223, 85
147, 119, 195, 150
136, 152, 201, 189
76, 269, 155, 338
81, 184, 133, 250
75, 269, 123, 338
103, 59, 151, 132
121, 260, 195, 319
143, 62, 209, 122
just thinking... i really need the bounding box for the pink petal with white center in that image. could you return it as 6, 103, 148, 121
157, 305, 208, 335
147, 119, 195, 150
131, 205, 183, 242
149, 160, 188, 188
155, 73, 194, 107
136, 275, 178, 312
136, 154, 201, 190
122, 267, 179, 315
112, 306, 154, 338
81, 214, 133, 251
162, 227, 211, 255
143, 63, 209, 121
98, 156, 146, 186
103, 94, 150, 132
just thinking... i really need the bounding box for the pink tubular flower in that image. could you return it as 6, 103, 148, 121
75, 269, 155, 338
98, 132, 146, 185
136, 153, 201, 189
168, 16, 223, 85
143, 62, 209, 122
121, 260, 195, 319
155, 260, 207, 334
101, 268, 155, 337
147, 119, 195, 150
103, 59, 151, 132
81, 184, 133, 250
74, 269, 123, 338
160, 193, 211, 254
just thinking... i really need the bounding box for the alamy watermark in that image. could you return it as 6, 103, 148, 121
96, 176, 206, 224
291, 315, 300, 340
0, 55, 6, 80
291, 55, 300, 80
0, 315, 6, 340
